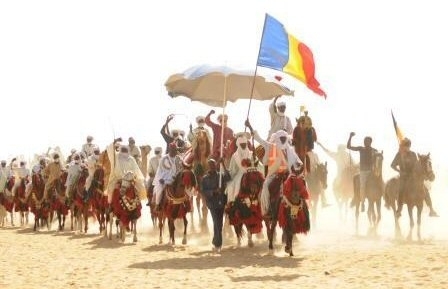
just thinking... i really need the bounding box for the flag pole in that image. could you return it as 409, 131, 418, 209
245, 13, 268, 122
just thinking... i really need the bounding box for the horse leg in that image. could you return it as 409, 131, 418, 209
195, 195, 201, 224
417, 205, 422, 241
247, 228, 254, 248
181, 216, 188, 245
84, 207, 89, 233
407, 205, 414, 241
264, 219, 274, 252
234, 224, 242, 247
158, 214, 164, 244
168, 219, 175, 245
108, 212, 114, 240
133, 220, 138, 243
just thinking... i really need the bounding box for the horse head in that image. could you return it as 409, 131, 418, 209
316, 162, 328, 190
418, 153, 435, 182
120, 171, 136, 192
173, 169, 197, 194
268, 171, 288, 197
241, 168, 265, 196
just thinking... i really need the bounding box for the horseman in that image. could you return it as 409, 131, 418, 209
146, 146, 162, 206
160, 114, 181, 154
246, 119, 302, 216
29, 158, 47, 194
152, 142, 183, 211
347, 132, 378, 212
85, 146, 101, 193
43, 153, 64, 199
81, 135, 97, 158
65, 153, 84, 199
188, 115, 213, 147
0, 160, 11, 193
318, 142, 358, 190
267, 96, 293, 140
391, 138, 438, 217
292, 108, 317, 174
205, 109, 235, 162
106, 138, 146, 204
225, 134, 253, 204
128, 137, 142, 168
11, 160, 30, 196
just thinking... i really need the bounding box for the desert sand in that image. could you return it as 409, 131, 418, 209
1, 188, 448, 289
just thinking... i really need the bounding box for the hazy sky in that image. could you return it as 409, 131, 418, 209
1, 0, 447, 182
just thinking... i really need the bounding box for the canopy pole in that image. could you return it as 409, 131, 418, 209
219, 76, 228, 188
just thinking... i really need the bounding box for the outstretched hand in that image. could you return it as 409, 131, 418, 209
209, 109, 215, 115
350, 132, 355, 137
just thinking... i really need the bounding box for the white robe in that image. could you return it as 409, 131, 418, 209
152, 154, 182, 205
106, 143, 146, 203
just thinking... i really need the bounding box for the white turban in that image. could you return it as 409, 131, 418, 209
237, 135, 248, 145
196, 116, 205, 123
154, 147, 162, 154
277, 101, 286, 107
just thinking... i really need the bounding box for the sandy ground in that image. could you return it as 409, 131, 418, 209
1, 189, 448, 289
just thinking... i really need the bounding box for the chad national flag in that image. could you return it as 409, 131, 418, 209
257, 14, 326, 98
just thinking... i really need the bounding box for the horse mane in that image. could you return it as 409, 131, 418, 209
192, 130, 211, 161
241, 169, 264, 194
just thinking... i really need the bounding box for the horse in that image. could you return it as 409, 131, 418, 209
278, 173, 311, 256
226, 168, 264, 248
29, 173, 51, 231
353, 151, 384, 235
183, 129, 212, 229
109, 171, 142, 242
384, 153, 434, 241
333, 164, 359, 222
13, 177, 30, 226
263, 170, 289, 252
71, 165, 91, 233
158, 168, 196, 245
89, 166, 108, 234
2, 176, 16, 226
305, 161, 328, 228
50, 171, 69, 231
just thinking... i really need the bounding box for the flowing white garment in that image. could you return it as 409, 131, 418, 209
152, 154, 182, 205
106, 143, 146, 203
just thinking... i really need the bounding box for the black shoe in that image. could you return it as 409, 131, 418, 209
146, 202, 150, 207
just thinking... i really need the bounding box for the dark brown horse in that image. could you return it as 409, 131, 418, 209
158, 168, 196, 245
265, 171, 289, 252
384, 153, 434, 240
227, 168, 265, 248
305, 161, 328, 228
353, 152, 384, 235
71, 166, 91, 233
89, 166, 108, 234
14, 177, 30, 226
29, 173, 50, 231
50, 171, 69, 231
278, 173, 311, 256
183, 129, 211, 229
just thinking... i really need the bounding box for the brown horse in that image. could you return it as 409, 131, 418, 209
353, 152, 384, 235
305, 161, 328, 228
384, 153, 434, 241
109, 171, 142, 242
50, 171, 69, 231
71, 166, 91, 233
183, 129, 211, 229
227, 168, 265, 248
278, 173, 311, 256
333, 164, 359, 221
14, 177, 30, 226
89, 166, 108, 234
29, 173, 50, 231
158, 168, 196, 245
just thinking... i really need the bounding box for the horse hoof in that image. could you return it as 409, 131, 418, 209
133, 236, 138, 243
268, 248, 274, 255
248, 240, 254, 248
182, 238, 187, 245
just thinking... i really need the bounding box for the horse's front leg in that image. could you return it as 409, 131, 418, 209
182, 216, 188, 245
247, 229, 254, 248
168, 219, 175, 245
407, 205, 414, 241
158, 214, 164, 244
133, 220, 138, 243
417, 205, 423, 241
84, 207, 89, 233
